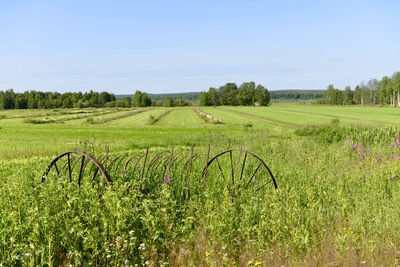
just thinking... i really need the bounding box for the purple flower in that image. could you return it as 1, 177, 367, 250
352, 144, 357, 151
356, 161, 360, 166
378, 154, 382, 161
163, 175, 171, 185
396, 137, 400, 142
366, 148, 370, 154
396, 154, 399, 159
347, 137, 351, 143
360, 153, 365, 159
134, 165, 140, 169
390, 153, 394, 159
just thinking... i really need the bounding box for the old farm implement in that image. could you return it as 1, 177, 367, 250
42, 146, 277, 199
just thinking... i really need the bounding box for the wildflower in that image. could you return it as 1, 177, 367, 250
129, 230, 135, 235
366, 148, 370, 154
390, 153, 394, 159
356, 161, 360, 166
360, 153, 364, 159
362, 176, 365, 180
352, 144, 357, 151
254, 262, 262, 266
24, 253, 30, 257
163, 175, 171, 185
134, 165, 140, 169
347, 137, 351, 143
145, 261, 150, 265
396, 154, 399, 159
107, 254, 111, 258
185, 216, 195, 221
378, 154, 382, 161
248, 260, 254, 265
368, 240, 375, 243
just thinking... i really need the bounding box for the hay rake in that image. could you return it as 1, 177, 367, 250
42, 146, 278, 198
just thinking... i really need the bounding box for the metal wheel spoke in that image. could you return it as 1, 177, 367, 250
245, 163, 261, 189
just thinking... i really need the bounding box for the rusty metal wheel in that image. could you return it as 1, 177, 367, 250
42, 151, 111, 186
202, 148, 277, 199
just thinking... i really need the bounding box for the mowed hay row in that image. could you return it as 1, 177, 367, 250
156, 107, 207, 127
219, 106, 336, 126
202, 107, 286, 129
87, 109, 149, 124
269, 104, 400, 125
0, 108, 101, 120
63, 109, 124, 125
23, 110, 114, 124
193, 108, 223, 124
108, 108, 169, 126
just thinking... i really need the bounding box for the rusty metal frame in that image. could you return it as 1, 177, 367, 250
42, 151, 111, 184
201, 149, 277, 193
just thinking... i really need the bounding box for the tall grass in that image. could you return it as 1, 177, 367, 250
3, 106, 400, 265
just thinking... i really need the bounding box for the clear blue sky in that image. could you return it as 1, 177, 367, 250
1, 0, 399, 94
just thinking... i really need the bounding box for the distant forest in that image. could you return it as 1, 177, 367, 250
120, 90, 326, 102
199, 82, 270, 106
1, 71, 398, 109
320, 71, 400, 106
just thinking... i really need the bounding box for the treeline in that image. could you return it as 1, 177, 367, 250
0, 89, 194, 110
319, 71, 400, 106
199, 82, 270, 106
149, 92, 200, 102
270, 90, 325, 101
0, 90, 118, 109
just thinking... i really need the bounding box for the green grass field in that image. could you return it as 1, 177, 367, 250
2, 104, 400, 266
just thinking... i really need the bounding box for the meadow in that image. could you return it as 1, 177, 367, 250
1, 103, 400, 266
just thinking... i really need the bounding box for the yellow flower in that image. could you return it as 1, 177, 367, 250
185, 216, 195, 221
368, 240, 375, 243
206, 252, 210, 257
247, 260, 254, 265
254, 261, 262, 266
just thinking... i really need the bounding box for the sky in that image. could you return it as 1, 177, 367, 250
0, 0, 399, 94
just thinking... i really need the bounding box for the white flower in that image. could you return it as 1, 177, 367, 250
129, 230, 135, 235
107, 254, 111, 258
